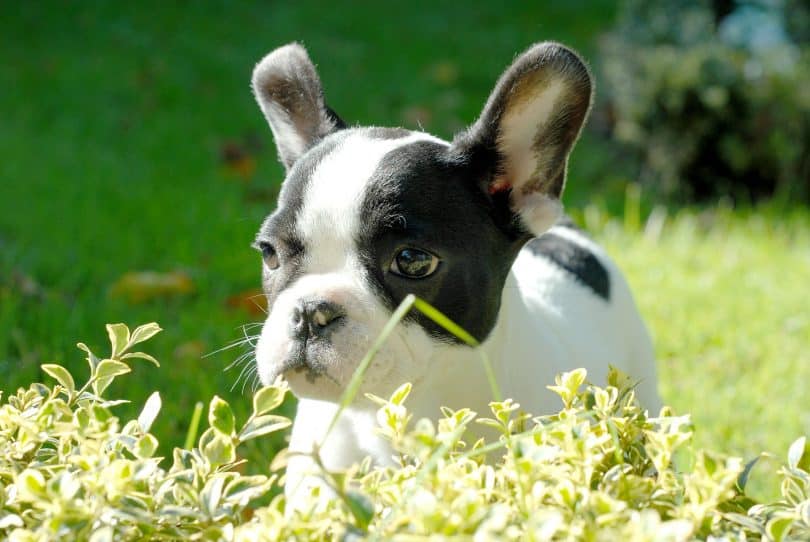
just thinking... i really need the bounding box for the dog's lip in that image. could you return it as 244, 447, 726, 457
272, 351, 340, 386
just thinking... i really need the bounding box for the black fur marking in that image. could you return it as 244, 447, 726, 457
358, 140, 529, 343
527, 232, 610, 300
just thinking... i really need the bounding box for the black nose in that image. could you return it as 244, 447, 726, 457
290, 300, 345, 341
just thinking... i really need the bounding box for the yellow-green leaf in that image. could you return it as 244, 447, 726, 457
209, 396, 235, 435
252, 386, 286, 416
128, 322, 162, 348
106, 323, 130, 358
122, 351, 160, 367
95, 359, 131, 380
238, 415, 291, 442
41, 363, 75, 393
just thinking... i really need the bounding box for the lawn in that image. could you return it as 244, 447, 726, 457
1, 0, 807, 490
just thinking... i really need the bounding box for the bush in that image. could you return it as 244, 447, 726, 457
1, 323, 809, 540
599, 0, 809, 204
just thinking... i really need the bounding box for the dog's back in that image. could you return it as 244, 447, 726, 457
496, 223, 660, 413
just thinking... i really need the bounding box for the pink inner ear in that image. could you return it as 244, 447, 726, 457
488, 178, 512, 195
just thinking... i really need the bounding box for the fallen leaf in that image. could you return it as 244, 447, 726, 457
226, 288, 267, 315
109, 270, 195, 304
220, 141, 257, 180
174, 340, 206, 360
430, 60, 459, 85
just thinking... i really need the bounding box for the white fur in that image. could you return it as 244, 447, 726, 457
511, 192, 564, 236
255, 131, 660, 512
262, 101, 309, 161
498, 78, 566, 190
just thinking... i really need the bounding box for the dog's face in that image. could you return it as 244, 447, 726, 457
252, 43, 592, 401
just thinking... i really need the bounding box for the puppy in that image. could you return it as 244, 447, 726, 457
250, 42, 660, 509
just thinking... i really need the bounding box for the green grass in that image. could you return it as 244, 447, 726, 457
1, 1, 807, 482
594, 204, 810, 492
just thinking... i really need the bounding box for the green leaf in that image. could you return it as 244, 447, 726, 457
736, 455, 763, 492
787, 436, 806, 470
0, 515, 23, 529
107, 323, 131, 358
121, 351, 160, 367
389, 382, 412, 406
17, 469, 46, 500
138, 391, 162, 433
93, 359, 131, 396
723, 512, 766, 534
41, 363, 75, 393
200, 476, 226, 518
224, 475, 272, 506
77, 342, 101, 372
135, 434, 158, 458
252, 385, 286, 417
128, 322, 162, 348
345, 490, 374, 531
766, 516, 794, 542
203, 432, 236, 466
89, 525, 115, 542
95, 359, 131, 380
208, 395, 235, 435
238, 414, 291, 442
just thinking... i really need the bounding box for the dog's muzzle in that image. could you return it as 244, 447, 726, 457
277, 298, 346, 382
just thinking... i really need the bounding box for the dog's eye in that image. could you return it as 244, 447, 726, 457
258, 242, 279, 270
390, 248, 440, 278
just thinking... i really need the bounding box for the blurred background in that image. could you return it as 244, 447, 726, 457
1, 0, 808, 484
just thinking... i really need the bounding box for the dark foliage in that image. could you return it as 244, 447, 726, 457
599, 0, 809, 203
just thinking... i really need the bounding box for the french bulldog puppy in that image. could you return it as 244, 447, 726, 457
250, 42, 660, 509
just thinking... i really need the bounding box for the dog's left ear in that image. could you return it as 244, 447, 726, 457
454, 42, 593, 235
252, 43, 346, 171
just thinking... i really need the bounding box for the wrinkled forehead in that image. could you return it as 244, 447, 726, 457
267, 128, 450, 264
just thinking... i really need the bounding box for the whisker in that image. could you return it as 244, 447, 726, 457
203, 335, 257, 359
231, 359, 256, 393
208, 322, 266, 395
225, 349, 256, 372
248, 366, 262, 393
243, 365, 259, 394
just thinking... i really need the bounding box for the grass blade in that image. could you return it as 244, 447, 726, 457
184, 401, 204, 450
324, 295, 417, 439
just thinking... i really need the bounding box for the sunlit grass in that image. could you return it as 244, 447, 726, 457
590, 202, 810, 492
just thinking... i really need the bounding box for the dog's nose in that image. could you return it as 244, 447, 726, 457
290, 300, 345, 340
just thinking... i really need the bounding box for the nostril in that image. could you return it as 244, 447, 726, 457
304, 300, 345, 335
291, 306, 303, 325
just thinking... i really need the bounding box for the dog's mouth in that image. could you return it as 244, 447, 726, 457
271, 343, 341, 386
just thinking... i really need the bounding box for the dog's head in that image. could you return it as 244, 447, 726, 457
252, 42, 592, 401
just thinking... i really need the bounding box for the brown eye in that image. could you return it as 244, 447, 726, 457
390, 248, 440, 278
259, 242, 279, 270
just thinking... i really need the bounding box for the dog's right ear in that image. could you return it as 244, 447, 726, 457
252, 43, 346, 171
453, 42, 592, 236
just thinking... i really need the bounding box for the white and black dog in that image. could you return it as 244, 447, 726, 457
250, 42, 660, 507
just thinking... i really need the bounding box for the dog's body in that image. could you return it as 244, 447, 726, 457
250, 43, 660, 509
